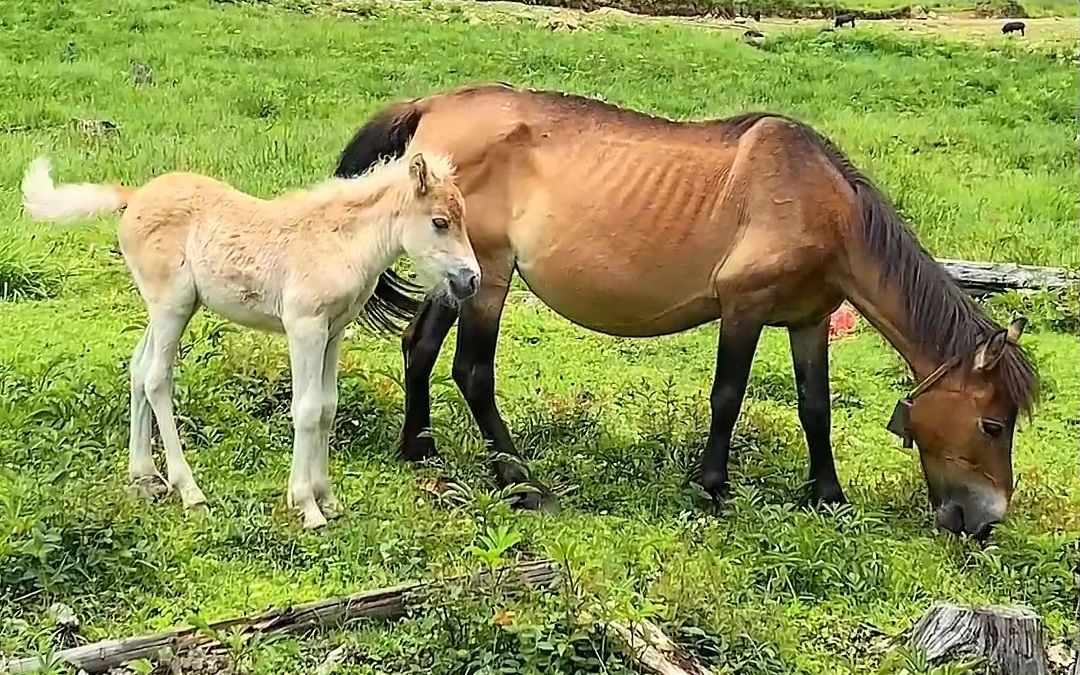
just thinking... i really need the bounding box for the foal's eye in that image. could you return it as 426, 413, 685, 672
432, 217, 449, 230
979, 419, 1005, 438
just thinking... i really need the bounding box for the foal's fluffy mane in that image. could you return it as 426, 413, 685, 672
299, 152, 457, 210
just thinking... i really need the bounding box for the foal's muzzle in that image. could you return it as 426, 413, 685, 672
447, 266, 480, 300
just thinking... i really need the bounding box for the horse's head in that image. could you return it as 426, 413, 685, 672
889, 317, 1035, 540
400, 153, 479, 301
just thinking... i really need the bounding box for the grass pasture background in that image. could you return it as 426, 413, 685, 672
0, 0, 1078, 673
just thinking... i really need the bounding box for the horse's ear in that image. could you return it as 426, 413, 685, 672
409, 154, 429, 196
974, 317, 1027, 371
1006, 317, 1027, 344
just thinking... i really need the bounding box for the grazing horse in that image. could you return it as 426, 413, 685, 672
339, 83, 1038, 539
22, 153, 479, 529
834, 13, 856, 27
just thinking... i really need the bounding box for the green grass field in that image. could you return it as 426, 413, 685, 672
1, 0, 1078, 673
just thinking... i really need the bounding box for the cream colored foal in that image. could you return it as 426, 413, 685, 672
22, 153, 479, 528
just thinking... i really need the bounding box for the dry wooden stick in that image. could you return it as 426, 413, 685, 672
607, 619, 713, 675
1, 559, 559, 675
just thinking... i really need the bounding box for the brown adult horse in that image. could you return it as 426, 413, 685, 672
340, 83, 1038, 539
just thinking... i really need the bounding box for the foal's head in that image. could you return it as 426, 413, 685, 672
399, 153, 479, 301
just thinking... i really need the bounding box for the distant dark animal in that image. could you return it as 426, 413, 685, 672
1001, 20, 1025, 35
743, 28, 766, 45
752, 9, 762, 21
834, 12, 856, 27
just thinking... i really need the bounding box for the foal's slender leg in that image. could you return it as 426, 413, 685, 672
452, 284, 552, 511
144, 301, 206, 508
788, 319, 846, 505
127, 328, 161, 487
312, 330, 345, 519
697, 318, 765, 502
284, 316, 331, 529
398, 298, 459, 461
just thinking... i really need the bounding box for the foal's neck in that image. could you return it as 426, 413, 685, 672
304, 175, 410, 275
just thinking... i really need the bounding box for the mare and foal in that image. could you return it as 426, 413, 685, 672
22, 83, 1037, 538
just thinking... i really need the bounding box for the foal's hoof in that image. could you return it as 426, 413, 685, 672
186, 502, 212, 521
317, 495, 344, 520
130, 475, 169, 501
399, 435, 437, 462
302, 510, 329, 530
178, 484, 209, 510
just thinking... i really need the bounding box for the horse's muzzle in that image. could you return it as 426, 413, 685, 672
934, 499, 1000, 541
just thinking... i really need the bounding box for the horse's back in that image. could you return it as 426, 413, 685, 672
408, 85, 854, 332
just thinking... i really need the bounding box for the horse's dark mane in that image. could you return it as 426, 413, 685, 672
787, 119, 1040, 417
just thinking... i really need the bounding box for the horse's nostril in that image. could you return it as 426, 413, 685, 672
934, 502, 965, 535
467, 273, 479, 293
971, 520, 996, 541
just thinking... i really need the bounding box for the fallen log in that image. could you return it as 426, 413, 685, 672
910, 602, 1049, 675
1, 559, 559, 675
938, 259, 1073, 295
607, 619, 713, 675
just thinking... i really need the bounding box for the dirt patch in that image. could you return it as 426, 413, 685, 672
483, 0, 914, 19
972, 0, 1027, 15
449, 0, 1078, 44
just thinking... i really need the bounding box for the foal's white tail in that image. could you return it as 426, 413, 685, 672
21, 157, 132, 223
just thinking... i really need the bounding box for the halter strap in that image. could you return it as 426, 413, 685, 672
886, 355, 962, 449
907, 356, 961, 401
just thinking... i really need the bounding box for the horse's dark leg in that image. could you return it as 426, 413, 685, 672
398, 298, 458, 461
697, 319, 764, 502
452, 283, 553, 511
788, 319, 846, 505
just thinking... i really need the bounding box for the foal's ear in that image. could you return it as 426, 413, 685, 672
409, 154, 430, 196
974, 317, 1027, 371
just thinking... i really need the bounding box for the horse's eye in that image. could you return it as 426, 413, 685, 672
432, 217, 449, 230
979, 419, 1005, 438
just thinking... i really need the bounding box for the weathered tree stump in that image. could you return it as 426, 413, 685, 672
910, 603, 1048, 675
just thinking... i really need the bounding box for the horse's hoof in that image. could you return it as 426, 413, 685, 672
811, 482, 847, 507
511, 484, 559, 513
695, 471, 730, 505
399, 435, 437, 462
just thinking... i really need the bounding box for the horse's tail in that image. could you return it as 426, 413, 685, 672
336, 101, 428, 334
21, 157, 133, 223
